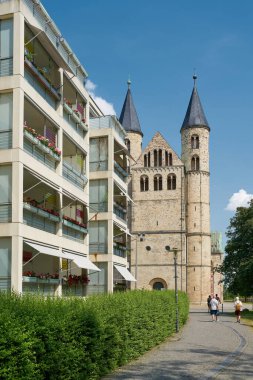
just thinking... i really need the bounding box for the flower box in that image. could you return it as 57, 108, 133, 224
37, 141, 50, 154
49, 214, 60, 222
37, 208, 50, 218
24, 58, 61, 101
71, 111, 81, 124
63, 102, 73, 115
48, 278, 60, 284
24, 130, 38, 145
23, 203, 38, 213
63, 218, 86, 233
79, 121, 88, 131
48, 149, 61, 161
79, 226, 88, 233
63, 161, 73, 171
23, 276, 37, 283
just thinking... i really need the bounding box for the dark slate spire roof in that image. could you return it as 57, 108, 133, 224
181, 75, 210, 131
119, 80, 143, 136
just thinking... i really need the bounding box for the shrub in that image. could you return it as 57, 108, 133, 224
0, 290, 189, 379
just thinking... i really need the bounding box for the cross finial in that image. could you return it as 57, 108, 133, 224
193, 70, 197, 88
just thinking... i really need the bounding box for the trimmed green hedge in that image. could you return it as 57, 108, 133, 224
0, 290, 189, 379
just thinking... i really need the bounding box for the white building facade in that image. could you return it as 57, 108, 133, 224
0, 0, 100, 296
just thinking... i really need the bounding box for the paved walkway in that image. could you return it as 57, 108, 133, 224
103, 303, 253, 380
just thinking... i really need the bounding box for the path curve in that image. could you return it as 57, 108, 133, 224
103, 305, 253, 380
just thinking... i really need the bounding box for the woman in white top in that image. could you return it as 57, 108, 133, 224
234, 296, 243, 323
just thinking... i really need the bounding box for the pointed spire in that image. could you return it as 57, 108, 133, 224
119, 80, 143, 136
181, 75, 210, 131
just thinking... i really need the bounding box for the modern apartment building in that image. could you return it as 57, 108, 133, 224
88, 115, 135, 294
0, 0, 101, 296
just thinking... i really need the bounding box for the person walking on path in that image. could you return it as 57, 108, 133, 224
207, 295, 211, 313
234, 296, 243, 323
210, 294, 219, 322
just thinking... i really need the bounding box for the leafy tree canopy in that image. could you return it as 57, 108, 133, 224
219, 199, 253, 296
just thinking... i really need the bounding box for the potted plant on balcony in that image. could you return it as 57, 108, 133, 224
63, 98, 73, 115
72, 109, 81, 124
24, 123, 39, 144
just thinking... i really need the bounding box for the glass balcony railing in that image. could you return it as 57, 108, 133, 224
63, 161, 88, 189
113, 244, 127, 258
0, 130, 12, 149
114, 161, 128, 182
0, 57, 13, 77
89, 243, 107, 254
0, 203, 12, 222
113, 203, 127, 221
23, 203, 58, 234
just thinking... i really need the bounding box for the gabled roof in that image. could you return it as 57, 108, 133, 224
181, 76, 210, 131
119, 81, 143, 136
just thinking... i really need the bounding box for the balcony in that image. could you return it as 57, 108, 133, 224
63, 100, 88, 133
63, 161, 88, 189
23, 202, 59, 235
113, 202, 127, 221
90, 116, 126, 144
113, 243, 127, 258
114, 161, 128, 182
62, 195, 88, 242
89, 243, 107, 254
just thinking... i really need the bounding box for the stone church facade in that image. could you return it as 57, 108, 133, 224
119, 77, 217, 304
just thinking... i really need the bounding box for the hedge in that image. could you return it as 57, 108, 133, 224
0, 290, 189, 379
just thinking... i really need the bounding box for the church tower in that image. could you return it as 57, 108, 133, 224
181, 75, 211, 304
119, 80, 143, 163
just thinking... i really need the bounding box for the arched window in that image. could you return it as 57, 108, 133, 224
191, 135, 199, 149
148, 152, 151, 167
191, 155, 200, 171
153, 282, 164, 290
144, 154, 147, 167
140, 175, 149, 192
169, 153, 172, 166
165, 151, 168, 166
158, 149, 163, 166
154, 174, 162, 191
167, 174, 176, 190
154, 150, 158, 167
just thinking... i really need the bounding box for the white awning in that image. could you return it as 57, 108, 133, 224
25, 242, 74, 260
114, 264, 136, 282
73, 256, 101, 272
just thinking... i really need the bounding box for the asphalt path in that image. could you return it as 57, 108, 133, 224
103, 303, 253, 380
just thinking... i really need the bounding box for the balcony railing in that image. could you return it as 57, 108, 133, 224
89, 243, 107, 254
113, 203, 127, 221
90, 116, 126, 144
90, 202, 107, 213
63, 102, 88, 132
113, 244, 127, 258
114, 161, 128, 182
0, 277, 11, 291
63, 161, 88, 189
89, 160, 108, 172
0, 57, 13, 77
0, 130, 12, 149
23, 203, 58, 234
0, 203, 12, 222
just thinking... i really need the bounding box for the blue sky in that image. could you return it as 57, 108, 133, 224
42, 0, 253, 247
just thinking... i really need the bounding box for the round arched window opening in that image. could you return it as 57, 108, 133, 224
153, 282, 164, 290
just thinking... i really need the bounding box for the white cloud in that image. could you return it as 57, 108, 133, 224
85, 79, 116, 115
225, 189, 253, 211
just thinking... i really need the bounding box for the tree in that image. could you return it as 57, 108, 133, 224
218, 199, 253, 296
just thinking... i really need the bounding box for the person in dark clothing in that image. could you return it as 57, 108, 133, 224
207, 295, 211, 312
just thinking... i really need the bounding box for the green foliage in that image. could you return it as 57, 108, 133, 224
0, 290, 189, 380
219, 199, 253, 296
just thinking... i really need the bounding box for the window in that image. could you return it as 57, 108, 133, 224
89, 179, 108, 212
191, 155, 200, 171
90, 137, 108, 171
154, 174, 162, 191
0, 19, 13, 77
0, 165, 12, 222
140, 175, 149, 192
158, 149, 162, 166
144, 154, 147, 167
166, 151, 172, 166
191, 135, 199, 149
167, 174, 176, 190
148, 152, 151, 167
0, 237, 11, 290
0, 93, 12, 149
154, 150, 158, 167
89, 221, 108, 253
153, 282, 164, 290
